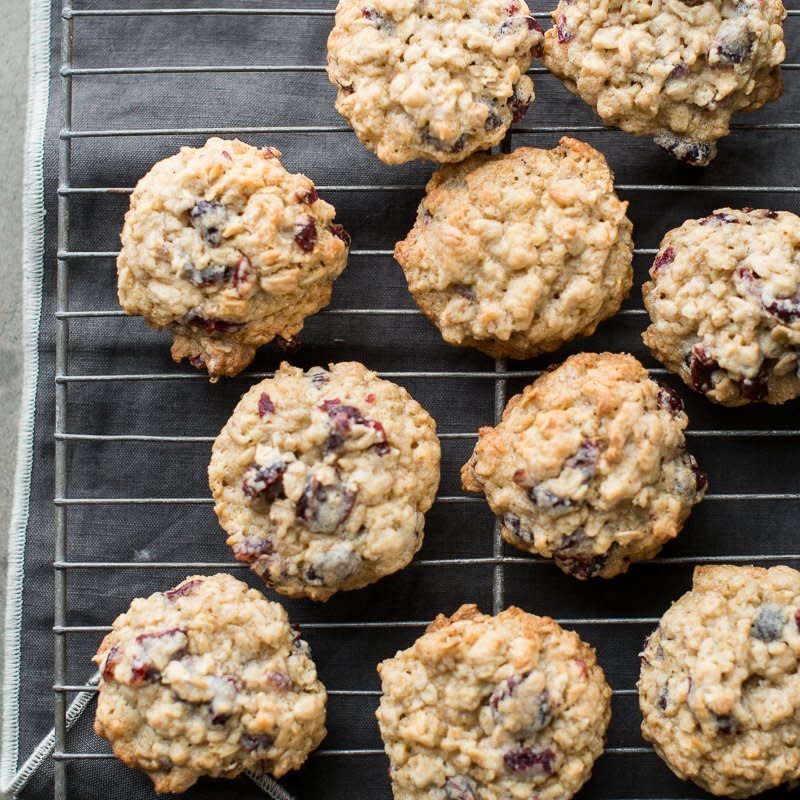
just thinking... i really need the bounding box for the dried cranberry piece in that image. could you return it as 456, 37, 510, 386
684, 453, 708, 494
266, 671, 292, 691
652, 246, 675, 275
710, 18, 755, 66
321, 400, 389, 455
210, 711, 232, 726
509, 88, 531, 123
657, 686, 669, 711
554, 530, 607, 579
297, 473, 356, 534
484, 110, 503, 131
556, 14, 571, 43
656, 381, 684, 415
687, 344, 718, 393
184, 263, 232, 288
309, 369, 331, 386
164, 579, 203, 600
233, 256, 250, 293
362, 7, 394, 32
715, 714, 737, 735
741, 365, 770, 402
294, 216, 318, 252
305, 544, 362, 585
184, 308, 245, 335
241, 733, 274, 754
297, 187, 319, 205
444, 776, 477, 800
242, 461, 287, 502
258, 393, 275, 418
233, 536, 274, 563
450, 134, 467, 154
566, 439, 599, 480
329, 223, 352, 247
765, 293, 800, 324
795, 609, 800, 632
190, 200, 228, 247
752, 605, 785, 641
498, 15, 544, 38
668, 62, 689, 80
102, 645, 120, 680
700, 212, 740, 226
503, 746, 555, 776
130, 628, 188, 684
655, 134, 714, 167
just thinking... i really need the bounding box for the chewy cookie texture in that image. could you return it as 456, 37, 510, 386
93, 574, 327, 794
543, 0, 786, 166
209, 361, 441, 601
117, 138, 350, 380
639, 565, 800, 798
463, 353, 706, 579
395, 138, 633, 359
376, 604, 611, 800
643, 207, 800, 406
327, 0, 543, 164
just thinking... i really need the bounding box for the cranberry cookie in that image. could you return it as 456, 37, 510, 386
643, 208, 800, 406
117, 138, 350, 379
376, 604, 611, 800
639, 565, 800, 797
462, 353, 707, 579
394, 138, 633, 358
543, 0, 786, 166
209, 361, 441, 601
93, 574, 327, 794
326, 0, 543, 164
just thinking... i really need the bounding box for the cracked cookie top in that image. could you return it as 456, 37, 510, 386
643, 207, 800, 406
93, 574, 327, 794
462, 353, 706, 579
209, 361, 441, 601
394, 138, 633, 358
327, 0, 543, 164
543, 0, 786, 166
117, 138, 349, 379
639, 565, 800, 797
376, 604, 611, 800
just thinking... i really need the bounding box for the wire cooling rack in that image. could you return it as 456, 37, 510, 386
49, 2, 800, 799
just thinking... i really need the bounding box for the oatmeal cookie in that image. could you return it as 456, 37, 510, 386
376, 604, 612, 800
643, 207, 800, 406
639, 565, 800, 797
543, 0, 786, 166
394, 138, 633, 358
117, 138, 350, 379
326, 0, 543, 164
462, 353, 707, 579
93, 574, 327, 794
209, 361, 441, 601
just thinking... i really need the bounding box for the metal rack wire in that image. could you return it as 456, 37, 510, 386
50, 2, 800, 799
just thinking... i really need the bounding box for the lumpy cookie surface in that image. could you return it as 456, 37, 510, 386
543, 0, 786, 166
326, 0, 543, 164
643, 208, 800, 406
93, 574, 327, 794
462, 353, 706, 579
639, 565, 800, 798
209, 361, 441, 601
376, 604, 611, 800
395, 138, 633, 358
117, 138, 349, 379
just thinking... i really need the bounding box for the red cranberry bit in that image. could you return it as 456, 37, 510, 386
184, 263, 232, 288
484, 110, 504, 131
241, 733, 274, 754
503, 747, 556, 776
490, 673, 526, 711
715, 714, 737, 735
795, 609, 800, 632
184, 309, 245, 335
329, 223, 352, 247
700, 212, 740, 226
556, 15, 572, 43
741, 364, 770, 402
294, 216, 318, 252
131, 628, 188, 684
656, 381, 684, 415
210, 711, 233, 726
684, 453, 708, 494
451, 134, 468, 155
297, 186, 319, 205
361, 7, 393, 31
296, 474, 356, 534
233, 536, 274, 563
509, 89, 531, 123
321, 400, 389, 455
656, 134, 714, 167
258, 393, 275, 418
657, 686, 669, 711
102, 645, 120, 680
710, 18, 755, 66
233, 256, 251, 294
505, 2, 521, 12
188, 354, 205, 369
554, 530, 607, 579
575, 657, 588, 678
444, 776, 478, 800
164, 578, 203, 600
688, 344, 718, 393
309, 369, 331, 385
242, 461, 287, 502
667, 62, 689, 80
190, 199, 228, 247
365, 393, 376, 404
764, 292, 800, 324
566, 439, 599, 480
652, 246, 675, 275
266, 670, 292, 691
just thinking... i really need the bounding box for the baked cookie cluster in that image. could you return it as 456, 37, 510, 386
327, 0, 543, 164
463, 353, 707, 579
209, 361, 441, 601
543, 0, 787, 165
395, 138, 633, 359
376, 605, 612, 800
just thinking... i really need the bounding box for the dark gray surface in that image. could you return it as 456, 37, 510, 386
11, 1, 800, 798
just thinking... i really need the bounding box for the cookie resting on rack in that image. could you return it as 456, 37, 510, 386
376, 604, 612, 800
394, 138, 633, 358
326, 0, 544, 164
639, 565, 800, 798
462, 353, 707, 579
93, 574, 326, 794
542, 0, 786, 166
117, 137, 350, 380
209, 361, 441, 601
643, 207, 800, 406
